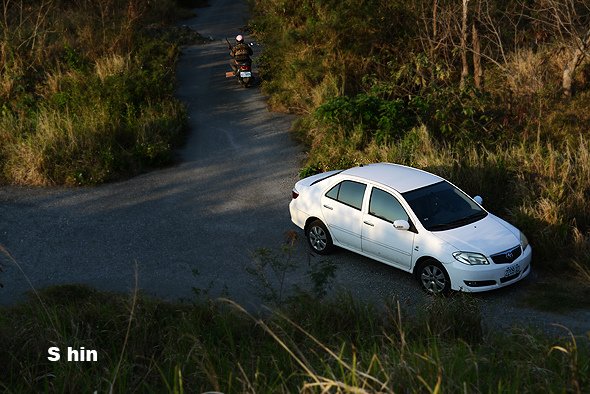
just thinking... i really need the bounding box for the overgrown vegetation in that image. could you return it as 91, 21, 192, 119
0, 0, 205, 185
0, 285, 588, 393
251, 0, 590, 281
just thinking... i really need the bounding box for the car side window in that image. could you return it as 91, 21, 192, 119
325, 180, 366, 210
326, 183, 340, 200
369, 188, 409, 223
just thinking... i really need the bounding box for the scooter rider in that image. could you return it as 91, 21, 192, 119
229, 35, 253, 73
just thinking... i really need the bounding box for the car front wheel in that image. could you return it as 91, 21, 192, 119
306, 220, 333, 255
417, 259, 451, 295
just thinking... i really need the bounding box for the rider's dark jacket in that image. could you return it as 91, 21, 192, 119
230, 42, 253, 62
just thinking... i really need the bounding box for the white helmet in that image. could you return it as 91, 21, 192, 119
236, 35, 244, 43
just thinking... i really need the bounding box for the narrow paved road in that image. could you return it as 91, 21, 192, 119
1, 0, 588, 336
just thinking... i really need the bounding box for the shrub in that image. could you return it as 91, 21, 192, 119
315, 94, 414, 146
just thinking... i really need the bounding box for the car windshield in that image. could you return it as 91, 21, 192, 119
401, 181, 487, 231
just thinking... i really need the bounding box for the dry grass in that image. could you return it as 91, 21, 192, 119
503, 48, 548, 97
0, 0, 189, 185
36, 68, 88, 100
0, 72, 15, 100
95, 54, 131, 81
571, 228, 590, 285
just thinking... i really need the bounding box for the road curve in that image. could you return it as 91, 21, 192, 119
0, 0, 302, 307
1, 0, 589, 336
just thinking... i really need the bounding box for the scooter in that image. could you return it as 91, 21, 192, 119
225, 37, 254, 88
234, 60, 253, 87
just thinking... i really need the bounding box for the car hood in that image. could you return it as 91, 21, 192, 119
432, 214, 519, 255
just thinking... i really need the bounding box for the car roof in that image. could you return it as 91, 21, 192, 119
341, 163, 443, 193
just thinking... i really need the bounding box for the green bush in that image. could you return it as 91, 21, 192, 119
315, 94, 414, 145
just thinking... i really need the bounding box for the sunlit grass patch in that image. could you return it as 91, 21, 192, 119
95, 54, 130, 81
0, 0, 197, 186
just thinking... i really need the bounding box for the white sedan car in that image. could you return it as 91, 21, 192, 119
289, 163, 531, 294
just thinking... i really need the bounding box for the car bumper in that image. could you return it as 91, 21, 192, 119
447, 245, 532, 292
289, 200, 307, 230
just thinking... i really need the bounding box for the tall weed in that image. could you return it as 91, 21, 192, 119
0, 278, 588, 392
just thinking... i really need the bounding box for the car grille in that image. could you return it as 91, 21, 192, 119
490, 245, 521, 264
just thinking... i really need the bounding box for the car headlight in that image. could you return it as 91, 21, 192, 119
453, 251, 489, 265
520, 231, 529, 251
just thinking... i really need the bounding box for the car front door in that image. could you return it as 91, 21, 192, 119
320, 180, 367, 252
361, 187, 415, 270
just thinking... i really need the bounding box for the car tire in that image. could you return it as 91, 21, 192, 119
306, 220, 333, 255
417, 259, 451, 295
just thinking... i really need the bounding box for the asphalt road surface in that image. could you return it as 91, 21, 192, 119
1, 0, 589, 336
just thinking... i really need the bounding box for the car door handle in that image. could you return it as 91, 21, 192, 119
323, 204, 333, 210
363, 221, 374, 227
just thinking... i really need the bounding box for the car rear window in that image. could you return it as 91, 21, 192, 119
326, 180, 366, 210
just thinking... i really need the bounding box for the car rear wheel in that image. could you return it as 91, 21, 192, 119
417, 259, 451, 295
306, 220, 333, 255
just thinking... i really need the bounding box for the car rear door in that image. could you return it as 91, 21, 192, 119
361, 186, 415, 270
320, 180, 367, 252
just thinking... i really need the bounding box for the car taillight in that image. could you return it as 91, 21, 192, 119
240, 65, 250, 70
292, 190, 299, 199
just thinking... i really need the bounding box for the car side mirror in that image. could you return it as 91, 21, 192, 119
393, 220, 410, 231
473, 195, 483, 205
